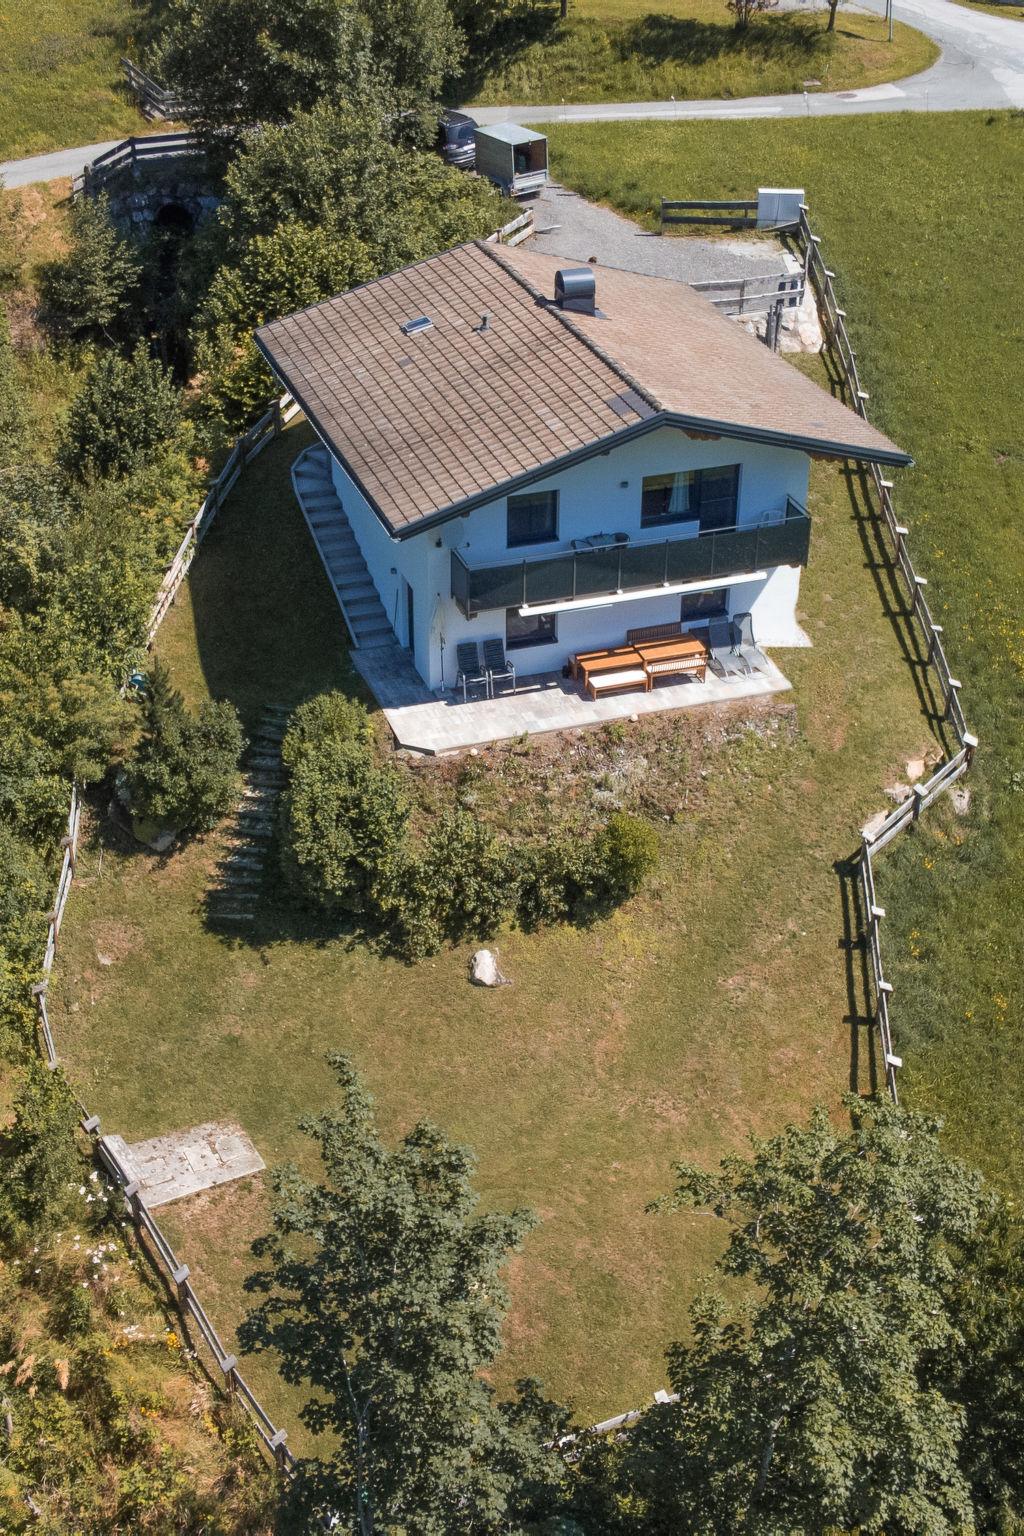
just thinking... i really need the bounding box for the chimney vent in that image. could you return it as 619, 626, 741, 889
554, 267, 596, 316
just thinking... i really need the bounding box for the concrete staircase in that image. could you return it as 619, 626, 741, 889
206, 704, 289, 928
291, 446, 394, 649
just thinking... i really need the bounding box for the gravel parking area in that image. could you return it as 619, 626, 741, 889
530, 182, 789, 285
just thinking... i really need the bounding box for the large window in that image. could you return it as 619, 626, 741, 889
507, 490, 558, 548
641, 465, 739, 532
506, 607, 557, 650
681, 588, 729, 625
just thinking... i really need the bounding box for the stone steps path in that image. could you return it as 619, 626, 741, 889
206, 704, 290, 928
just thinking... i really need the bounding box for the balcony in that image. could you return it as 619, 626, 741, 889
450, 497, 811, 619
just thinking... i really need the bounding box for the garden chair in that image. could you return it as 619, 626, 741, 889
706, 616, 744, 679
482, 637, 516, 697
731, 612, 771, 675
456, 641, 489, 702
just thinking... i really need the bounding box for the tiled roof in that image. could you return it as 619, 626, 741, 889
256, 241, 909, 537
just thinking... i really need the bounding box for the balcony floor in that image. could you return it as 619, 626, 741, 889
352, 642, 792, 754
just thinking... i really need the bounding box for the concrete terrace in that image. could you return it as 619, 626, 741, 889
351, 644, 792, 754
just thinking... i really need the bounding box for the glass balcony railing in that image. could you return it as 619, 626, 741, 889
451, 497, 811, 619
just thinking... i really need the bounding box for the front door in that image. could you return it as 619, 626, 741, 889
404, 579, 415, 653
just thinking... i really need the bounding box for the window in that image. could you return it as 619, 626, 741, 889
640, 465, 739, 531
681, 588, 729, 625
507, 490, 558, 548
506, 607, 557, 650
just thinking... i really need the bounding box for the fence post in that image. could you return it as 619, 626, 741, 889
220, 1354, 239, 1394
963, 731, 979, 768
269, 1429, 289, 1470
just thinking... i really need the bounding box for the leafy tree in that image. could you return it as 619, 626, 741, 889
358, 0, 465, 144
159, 0, 373, 139
0, 823, 48, 969
0, 1064, 80, 1240
121, 661, 244, 835
241, 1053, 571, 1532
727, 0, 779, 27
57, 343, 181, 482
596, 1097, 987, 1534
38, 195, 141, 346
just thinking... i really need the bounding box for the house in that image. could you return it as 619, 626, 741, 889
255, 241, 909, 699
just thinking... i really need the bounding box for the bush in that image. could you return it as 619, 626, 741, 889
280, 733, 410, 920
58, 343, 181, 481
121, 662, 244, 836
423, 809, 518, 942
38, 196, 141, 346
588, 812, 659, 908
0, 300, 26, 470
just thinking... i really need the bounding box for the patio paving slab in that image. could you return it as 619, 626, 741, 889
353, 644, 792, 753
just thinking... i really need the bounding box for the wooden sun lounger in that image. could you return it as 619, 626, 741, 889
635, 634, 709, 685
571, 643, 639, 681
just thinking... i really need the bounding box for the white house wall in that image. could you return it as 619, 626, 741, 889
330, 425, 811, 690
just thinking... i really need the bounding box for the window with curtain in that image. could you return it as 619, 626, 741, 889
641, 465, 739, 531
507, 490, 558, 548
506, 608, 557, 649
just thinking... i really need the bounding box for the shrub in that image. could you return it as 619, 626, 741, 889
58, 343, 181, 481
280, 734, 410, 920
423, 808, 518, 942
121, 662, 244, 836
38, 195, 141, 345
588, 812, 659, 908
281, 691, 374, 766
0, 300, 26, 470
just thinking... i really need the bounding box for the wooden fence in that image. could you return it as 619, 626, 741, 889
27, 385, 307, 1472
689, 271, 803, 317
792, 201, 977, 1105
661, 198, 757, 231
147, 391, 301, 641
485, 207, 535, 247
120, 58, 185, 122
73, 131, 201, 198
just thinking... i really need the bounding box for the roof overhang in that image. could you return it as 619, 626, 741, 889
255, 335, 914, 543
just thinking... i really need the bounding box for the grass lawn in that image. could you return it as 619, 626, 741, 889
49, 395, 933, 1437
0, 0, 157, 160
547, 109, 1024, 1191
461, 0, 935, 107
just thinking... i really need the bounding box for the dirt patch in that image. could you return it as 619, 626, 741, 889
92, 921, 145, 965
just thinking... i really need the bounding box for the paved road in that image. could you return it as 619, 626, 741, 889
470, 0, 1024, 124
1, 140, 123, 190
1, 0, 1022, 188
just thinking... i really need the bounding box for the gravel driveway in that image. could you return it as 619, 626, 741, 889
529, 182, 790, 285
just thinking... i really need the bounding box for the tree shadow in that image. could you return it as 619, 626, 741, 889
450, 0, 564, 103
618, 11, 825, 69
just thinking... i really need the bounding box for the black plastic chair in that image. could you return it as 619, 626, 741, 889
731, 612, 771, 675
456, 641, 489, 702
482, 638, 516, 697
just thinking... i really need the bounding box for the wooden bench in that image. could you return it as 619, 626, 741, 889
585, 666, 651, 701
635, 634, 709, 686
626, 621, 683, 646
571, 643, 639, 681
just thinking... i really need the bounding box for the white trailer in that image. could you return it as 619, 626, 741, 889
474, 123, 548, 199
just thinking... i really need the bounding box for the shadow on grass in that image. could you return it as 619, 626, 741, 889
451, 0, 563, 103
618, 11, 827, 69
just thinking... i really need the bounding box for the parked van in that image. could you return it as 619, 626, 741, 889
437, 110, 478, 169
473, 123, 549, 198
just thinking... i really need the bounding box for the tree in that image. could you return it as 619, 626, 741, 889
726, 0, 778, 28
240, 1053, 570, 1532
600, 1097, 989, 1534
358, 0, 465, 145
159, 0, 372, 139
38, 195, 141, 345
57, 342, 180, 481
121, 661, 244, 835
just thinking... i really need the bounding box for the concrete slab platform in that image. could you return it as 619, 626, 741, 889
354, 648, 792, 754
103, 1122, 265, 1207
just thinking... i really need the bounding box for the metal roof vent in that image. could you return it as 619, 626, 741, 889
554, 268, 596, 315
400, 315, 433, 336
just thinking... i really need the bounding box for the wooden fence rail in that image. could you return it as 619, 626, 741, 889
120, 58, 185, 121
661, 197, 757, 230
793, 202, 978, 1104
73, 130, 201, 198
689, 271, 803, 317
